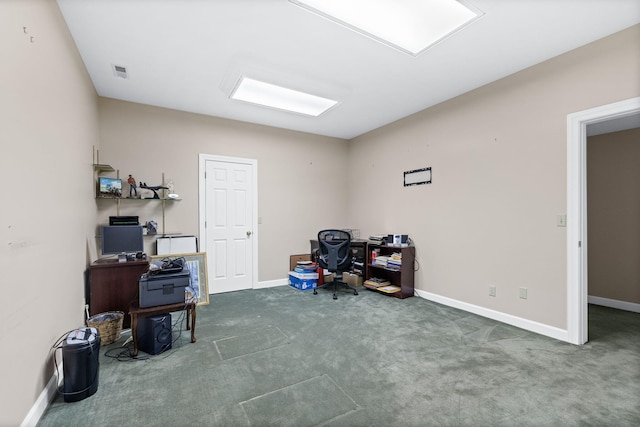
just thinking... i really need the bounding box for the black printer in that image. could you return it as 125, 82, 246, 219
138, 270, 190, 308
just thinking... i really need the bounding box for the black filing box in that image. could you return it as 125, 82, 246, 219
139, 270, 190, 308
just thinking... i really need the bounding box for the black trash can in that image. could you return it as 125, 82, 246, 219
62, 327, 100, 402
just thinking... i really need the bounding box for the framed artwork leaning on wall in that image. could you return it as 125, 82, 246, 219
150, 252, 210, 306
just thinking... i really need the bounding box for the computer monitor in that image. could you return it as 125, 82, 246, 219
101, 225, 144, 256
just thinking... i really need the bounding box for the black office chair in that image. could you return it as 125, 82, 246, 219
314, 229, 358, 300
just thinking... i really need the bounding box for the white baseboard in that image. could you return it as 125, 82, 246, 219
588, 295, 640, 313
21, 369, 61, 427
414, 289, 570, 343
255, 278, 288, 289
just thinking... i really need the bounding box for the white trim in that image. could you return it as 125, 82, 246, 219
256, 278, 288, 289
415, 289, 569, 342
588, 296, 640, 314
21, 370, 61, 427
198, 154, 259, 292
566, 97, 640, 345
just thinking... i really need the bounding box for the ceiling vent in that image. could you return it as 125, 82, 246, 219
112, 64, 128, 79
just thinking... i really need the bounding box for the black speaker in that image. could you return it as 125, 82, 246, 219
137, 314, 172, 355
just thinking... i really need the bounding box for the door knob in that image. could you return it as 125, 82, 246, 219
246, 231, 252, 237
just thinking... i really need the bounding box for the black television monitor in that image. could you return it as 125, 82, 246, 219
101, 225, 144, 256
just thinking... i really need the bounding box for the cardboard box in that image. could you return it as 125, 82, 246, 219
313, 271, 334, 287
290, 254, 311, 271
289, 271, 318, 290
343, 272, 363, 287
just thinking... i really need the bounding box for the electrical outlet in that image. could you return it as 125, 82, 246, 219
489, 285, 496, 297
519, 287, 528, 299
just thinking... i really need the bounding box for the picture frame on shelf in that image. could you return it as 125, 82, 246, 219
97, 177, 122, 198
150, 252, 209, 306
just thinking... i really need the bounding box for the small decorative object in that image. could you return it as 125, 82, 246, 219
139, 188, 155, 199
98, 177, 122, 198
139, 182, 168, 199
127, 174, 138, 197
145, 220, 158, 235
167, 179, 180, 199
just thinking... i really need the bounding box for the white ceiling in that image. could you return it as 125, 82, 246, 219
56, 0, 640, 140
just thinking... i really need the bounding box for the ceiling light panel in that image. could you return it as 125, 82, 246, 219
230, 77, 338, 116
290, 0, 483, 56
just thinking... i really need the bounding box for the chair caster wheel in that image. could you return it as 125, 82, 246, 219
333, 294, 338, 300
354, 291, 358, 295
313, 290, 317, 295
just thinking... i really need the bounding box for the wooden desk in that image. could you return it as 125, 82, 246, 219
88, 258, 149, 328
129, 301, 196, 357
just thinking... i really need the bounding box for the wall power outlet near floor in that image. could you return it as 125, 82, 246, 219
519, 287, 528, 299
489, 285, 496, 297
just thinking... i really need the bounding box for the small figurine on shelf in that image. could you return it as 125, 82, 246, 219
127, 174, 138, 198
166, 179, 180, 199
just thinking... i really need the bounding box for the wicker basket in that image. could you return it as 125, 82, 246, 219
87, 311, 124, 345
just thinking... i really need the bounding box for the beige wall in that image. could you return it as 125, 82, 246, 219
588, 128, 640, 304
348, 24, 640, 329
97, 99, 350, 282
0, 1, 99, 425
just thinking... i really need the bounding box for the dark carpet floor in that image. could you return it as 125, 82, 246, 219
38, 285, 640, 426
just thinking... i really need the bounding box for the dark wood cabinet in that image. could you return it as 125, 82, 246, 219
365, 244, 415, 299
87, 258, 149, 328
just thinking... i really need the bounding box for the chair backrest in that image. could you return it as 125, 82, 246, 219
317, 229, 351, 273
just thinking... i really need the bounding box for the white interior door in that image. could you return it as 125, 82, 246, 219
199, 155, 257, 294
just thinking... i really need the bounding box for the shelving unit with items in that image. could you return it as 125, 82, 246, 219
364, 243, 415, 299
92, 147, 181, 236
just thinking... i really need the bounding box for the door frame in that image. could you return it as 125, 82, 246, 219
566, 97, 640, 345
198, 153, 259, 292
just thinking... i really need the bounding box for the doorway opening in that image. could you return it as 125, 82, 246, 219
566, 97, 640, 345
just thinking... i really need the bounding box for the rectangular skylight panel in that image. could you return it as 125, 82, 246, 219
291, 0, 482, 55
230, 77, 338, 116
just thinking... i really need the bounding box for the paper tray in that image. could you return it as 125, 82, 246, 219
376, 285, 401, 294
